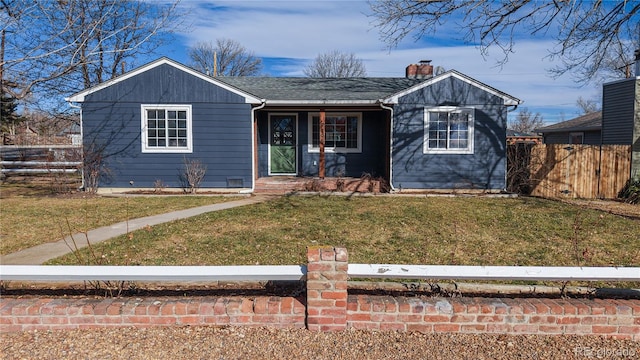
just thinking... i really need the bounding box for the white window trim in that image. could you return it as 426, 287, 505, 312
307, 112, 362, 153
423, 106, 475, 155
141, 104, 193, 153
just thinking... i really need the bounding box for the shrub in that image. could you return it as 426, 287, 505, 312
618, 178, 640, 204
179, 157, 207, 194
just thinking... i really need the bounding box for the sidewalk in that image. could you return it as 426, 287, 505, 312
1, 195, 272, 265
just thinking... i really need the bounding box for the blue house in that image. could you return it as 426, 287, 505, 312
66, 58, 520, 192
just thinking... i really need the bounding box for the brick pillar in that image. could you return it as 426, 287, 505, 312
306, 246, 348, 331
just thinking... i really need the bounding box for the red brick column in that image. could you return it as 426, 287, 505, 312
306, 246, 348, 331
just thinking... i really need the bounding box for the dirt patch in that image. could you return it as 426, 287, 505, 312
558, 198, 640, 219
2, 324, 638, 360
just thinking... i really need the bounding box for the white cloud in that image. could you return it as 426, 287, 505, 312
183, 1, 379, 57
173, 0, 608, 124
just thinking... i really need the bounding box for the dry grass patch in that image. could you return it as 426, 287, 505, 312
49, 196, 639, 275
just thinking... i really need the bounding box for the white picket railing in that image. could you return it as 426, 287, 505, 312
1, 265, 638, 283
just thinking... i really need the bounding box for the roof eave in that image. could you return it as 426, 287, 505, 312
538, 127, 602, 134
382, 71, 521, 106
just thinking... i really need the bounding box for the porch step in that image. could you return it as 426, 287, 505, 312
254, 177, 306, 194
254, 177, 384, 194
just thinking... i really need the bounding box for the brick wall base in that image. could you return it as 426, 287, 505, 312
347, 295, 639, 340
0, 296, 305, 332
2, 294, 637, 339
2, 247, 638, 339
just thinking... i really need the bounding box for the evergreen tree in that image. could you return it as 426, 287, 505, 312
1, 89, 24, 134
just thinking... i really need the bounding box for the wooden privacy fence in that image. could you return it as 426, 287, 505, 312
510, 144, 632, 199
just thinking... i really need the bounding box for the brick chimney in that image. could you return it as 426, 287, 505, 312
406, 60, 433, 79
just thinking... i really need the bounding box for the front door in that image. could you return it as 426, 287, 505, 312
269, 114, 297, 175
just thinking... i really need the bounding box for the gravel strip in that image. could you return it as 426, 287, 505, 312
2, 326, 638, 360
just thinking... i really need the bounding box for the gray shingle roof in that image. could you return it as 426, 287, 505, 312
535, 111, 602, 133
507, 129, 538, 137
216, 77, 423, 102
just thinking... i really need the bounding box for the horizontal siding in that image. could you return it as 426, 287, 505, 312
391, 77, 507, 190
584, 131, 602, 145
83, 101, 253, 189
634, 80, 640, 179
542, 131, 601, 145
602, 80, 635, 145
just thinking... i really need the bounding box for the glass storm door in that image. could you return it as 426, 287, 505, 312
269, 115, 297, 175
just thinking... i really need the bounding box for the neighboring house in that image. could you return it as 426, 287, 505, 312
535, 111, 602, 145
506, 130, 541, 145
535, 51, 639, 180
66, 57, 521, 192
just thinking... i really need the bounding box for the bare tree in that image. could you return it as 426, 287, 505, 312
304, 50, 367, 78
509, 108, 544, 134
188, 39, 262, 76
576, 96, 600, 115
368, 1, 639, 84
1, 0, 182, 111
20, 109, 78, 140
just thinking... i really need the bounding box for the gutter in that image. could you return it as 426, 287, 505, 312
240, 100, 266, 194
378, 101, 396, 191
264, 100, 379, 106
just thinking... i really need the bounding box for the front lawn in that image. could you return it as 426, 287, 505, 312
48, 196, 639, 271
0, 186, 244, 255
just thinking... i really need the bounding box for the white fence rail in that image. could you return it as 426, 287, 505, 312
348, 264, 640, 282
1, 265, 638, 283
0, 265, 306, 282
1, 161, 81, 174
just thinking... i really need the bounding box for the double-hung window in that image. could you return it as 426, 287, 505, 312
141, 105, 193, 153
308, 113, 362, 153
424, 107, 474, 154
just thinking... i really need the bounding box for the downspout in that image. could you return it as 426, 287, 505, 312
67, 101, 84, 191
505, 104, 519, 192
240, 100, 266, 194
378, 101, 396, 191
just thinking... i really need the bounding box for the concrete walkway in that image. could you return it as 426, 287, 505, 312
1, 195, 272, 265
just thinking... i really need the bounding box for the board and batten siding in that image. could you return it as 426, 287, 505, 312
391, 76, 508, 190
82, 64, 253, 189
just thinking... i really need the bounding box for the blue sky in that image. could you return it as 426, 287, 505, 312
155, 0, 616, 126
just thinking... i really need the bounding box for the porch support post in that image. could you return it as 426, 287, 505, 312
319, 109, 326, 179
